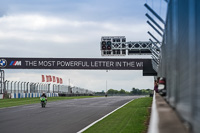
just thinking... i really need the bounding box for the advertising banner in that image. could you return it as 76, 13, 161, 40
0, 58, 151, 70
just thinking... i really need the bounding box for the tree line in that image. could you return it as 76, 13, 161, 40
96, 88, 152, 95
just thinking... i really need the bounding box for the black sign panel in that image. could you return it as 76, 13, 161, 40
143, 59, 157, 76
0, 58, 152, 70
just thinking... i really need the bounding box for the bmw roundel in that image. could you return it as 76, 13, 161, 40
0, 59, 7, 67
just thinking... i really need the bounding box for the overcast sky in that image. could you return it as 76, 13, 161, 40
0, 0, 167, 92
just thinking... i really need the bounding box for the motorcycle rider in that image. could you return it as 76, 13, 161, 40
41, 92, 47, 102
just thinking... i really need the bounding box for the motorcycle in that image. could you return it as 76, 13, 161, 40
40, 97, 47, 108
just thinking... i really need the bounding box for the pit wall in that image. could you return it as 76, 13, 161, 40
157, 1, 200, 132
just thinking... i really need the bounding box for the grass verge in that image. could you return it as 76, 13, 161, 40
84, 97, 152, 133
0, 96, 101, 108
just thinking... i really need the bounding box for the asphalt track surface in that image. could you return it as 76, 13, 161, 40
0, 96, 141, 133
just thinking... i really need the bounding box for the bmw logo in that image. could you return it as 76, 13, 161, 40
0, 59, 7, 67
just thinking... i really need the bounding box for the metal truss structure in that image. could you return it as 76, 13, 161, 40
149, 41, 161, 72
100, 36, 161, 72
101, 41, 156, 55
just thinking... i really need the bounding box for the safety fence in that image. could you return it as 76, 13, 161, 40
0, 93, 58, 99
1, 80, 94, 99
3, 81, 52, 94
157, 1, 200, 133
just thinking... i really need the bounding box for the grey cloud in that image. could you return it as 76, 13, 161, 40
1, 0, 157, 92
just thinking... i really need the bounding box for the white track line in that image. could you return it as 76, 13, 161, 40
77, 98, 136, 133
148, 92, 159, 133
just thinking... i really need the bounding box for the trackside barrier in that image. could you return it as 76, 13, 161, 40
152, 0, 200, 132
0, 93, 59, 99
0, 94, 3, 99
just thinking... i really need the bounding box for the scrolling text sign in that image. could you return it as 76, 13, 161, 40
0, 58, 151, 70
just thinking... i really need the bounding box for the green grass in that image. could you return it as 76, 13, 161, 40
84, 97, 152, 133
0, 96, 101, 108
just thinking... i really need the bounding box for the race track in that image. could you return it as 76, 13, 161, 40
0, 96, 141, 133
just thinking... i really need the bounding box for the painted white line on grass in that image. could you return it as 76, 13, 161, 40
77, 98, 136, 133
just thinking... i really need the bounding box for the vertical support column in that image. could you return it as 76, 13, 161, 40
21, 82, 23, 93
26, 82, 29, 93
34, 83, 36, 93
14, 81, 17, 93
11, 81, 14, 93
44, 84, 46, 93
48, 84, 50, 93
38, 83, 40, 93
0, 70, 5, 94
23, 82, 26, 93
17, 81, 20, 93
36, 83, 39, 93
4, 80, 7, 93
7, 81, 10, 93
41, 84, 43, 93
